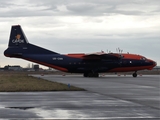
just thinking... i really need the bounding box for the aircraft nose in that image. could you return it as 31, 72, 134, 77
149, 60, 157, 66
153, 61, 157, 66
147, 59, 157, 69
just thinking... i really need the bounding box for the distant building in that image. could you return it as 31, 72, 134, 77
4, 65, 23, 71
33, 64, 39, 71
153, 66, 160, 71
0, 68, 4, 71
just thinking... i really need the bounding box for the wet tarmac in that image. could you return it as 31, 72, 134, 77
0, 75, 159, 119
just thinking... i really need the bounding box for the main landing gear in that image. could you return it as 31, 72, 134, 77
83, 72, 99, 77
132, 72, 137, 77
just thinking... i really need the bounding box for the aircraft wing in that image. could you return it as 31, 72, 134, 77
83, 52, 122, 60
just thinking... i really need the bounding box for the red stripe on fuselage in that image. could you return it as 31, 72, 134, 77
24, 58, 68, 72
122, 53, 143, 60
65, 54, 85, 59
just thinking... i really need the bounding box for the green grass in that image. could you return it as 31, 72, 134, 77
0, 72, 85, 92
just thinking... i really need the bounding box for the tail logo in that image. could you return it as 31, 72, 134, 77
12, 34, 24, 43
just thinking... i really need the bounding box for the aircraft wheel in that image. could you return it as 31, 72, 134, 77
94, 73, 99, 77
88, 73, 93, 77
83, 72, 99, 77
89, 73, 99, 77
83, 73, 88, 77
133, 72, 137, 77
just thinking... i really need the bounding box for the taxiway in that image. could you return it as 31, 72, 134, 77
0, 75, 159, 119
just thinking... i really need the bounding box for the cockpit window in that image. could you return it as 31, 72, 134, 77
141, 57, 146, 60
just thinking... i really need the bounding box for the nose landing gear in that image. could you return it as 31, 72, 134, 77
132, 72, 137, 77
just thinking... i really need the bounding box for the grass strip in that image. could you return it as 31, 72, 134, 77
0, 73, 85, 92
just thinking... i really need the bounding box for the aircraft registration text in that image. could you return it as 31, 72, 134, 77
52, 57, 63, 60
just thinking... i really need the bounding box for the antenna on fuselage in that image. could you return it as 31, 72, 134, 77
117, 47, 124, 59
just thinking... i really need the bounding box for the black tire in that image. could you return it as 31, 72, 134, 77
83, 73, 99, 77
133, 73, 137, 77
94, 73, 99, 77
83, 73, 88, 77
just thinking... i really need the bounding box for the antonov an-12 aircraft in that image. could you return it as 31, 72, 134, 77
4, 25, 156, 77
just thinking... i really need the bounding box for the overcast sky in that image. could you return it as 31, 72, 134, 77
0, 0, 160, 68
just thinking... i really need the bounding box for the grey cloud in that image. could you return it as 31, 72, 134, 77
0, 0, 160, 17
66, 3, 97, 13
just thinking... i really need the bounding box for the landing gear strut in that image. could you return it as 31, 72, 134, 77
83, 72, 99, 77
132, 72, 137, 77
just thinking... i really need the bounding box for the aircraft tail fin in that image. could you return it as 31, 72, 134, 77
4, 25, 58, 58
8, 25, 29, 47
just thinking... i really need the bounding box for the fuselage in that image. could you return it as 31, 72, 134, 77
4, 25, 157, 77
4, 48, 156, 73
